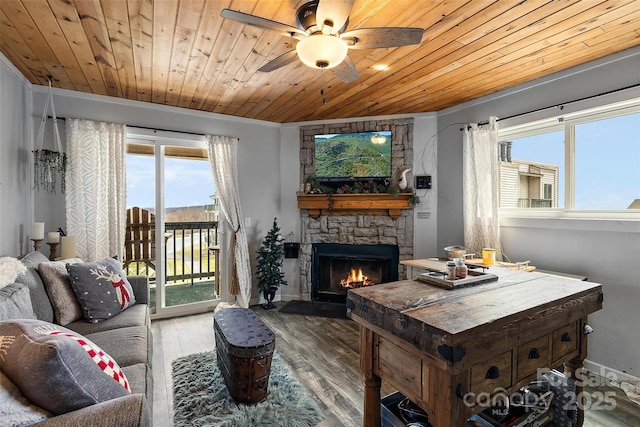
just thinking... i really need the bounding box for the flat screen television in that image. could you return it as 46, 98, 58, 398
314, 131, 392, 183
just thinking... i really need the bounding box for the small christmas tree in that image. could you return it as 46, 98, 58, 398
256, 218, 287, 309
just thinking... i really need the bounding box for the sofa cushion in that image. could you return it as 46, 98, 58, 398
0, 371, 51, 426
64, 301, 149, 336
0, 257, 26, 289
38, 259, 84, 325
86, 325, 150, 368
0, 319, 131, 416
22, 394, 147, 427
17, 252, 54, 323
122, 362, 153, 425
121, 363, 152, 397
0, 283, 36, 321
67, 257, 136, 323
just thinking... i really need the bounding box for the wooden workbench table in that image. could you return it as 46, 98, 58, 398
346, 266, 603, 427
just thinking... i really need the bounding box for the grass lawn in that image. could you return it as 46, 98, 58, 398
149, 280, 216, 308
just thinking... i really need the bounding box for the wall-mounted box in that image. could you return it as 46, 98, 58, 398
415, 175, 431, 189
284, 242, 300, 258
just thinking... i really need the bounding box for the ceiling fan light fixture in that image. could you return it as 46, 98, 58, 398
296, 34, 348, 69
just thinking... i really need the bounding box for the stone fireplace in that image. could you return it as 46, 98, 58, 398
298, 119, 414, 301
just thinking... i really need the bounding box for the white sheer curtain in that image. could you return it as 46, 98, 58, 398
462, 116, 502, 259
65, 119, 127, 261
206, 135, 251, 308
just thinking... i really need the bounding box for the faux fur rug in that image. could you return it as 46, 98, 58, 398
171, 350, 324, 427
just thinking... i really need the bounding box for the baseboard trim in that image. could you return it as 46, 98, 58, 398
583, 359, 640, 385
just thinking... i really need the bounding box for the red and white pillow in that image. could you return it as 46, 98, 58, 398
0, 319, 130, 415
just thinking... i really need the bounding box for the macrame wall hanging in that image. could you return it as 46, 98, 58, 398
33, 79, 66, 194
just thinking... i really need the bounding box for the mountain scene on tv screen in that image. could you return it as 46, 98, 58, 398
315, 132, 391, 178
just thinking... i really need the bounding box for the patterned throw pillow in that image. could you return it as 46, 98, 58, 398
38, 258, 84, 325
0, 319, 130, 415
66, 257, 136, 323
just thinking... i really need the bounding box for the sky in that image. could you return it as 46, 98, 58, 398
508, 112, 640, 210
126, 155, 215, 210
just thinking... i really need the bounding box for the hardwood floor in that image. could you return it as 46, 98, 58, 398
152, 307, 640, 427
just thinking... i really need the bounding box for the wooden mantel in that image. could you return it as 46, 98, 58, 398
297, 193, 413, 219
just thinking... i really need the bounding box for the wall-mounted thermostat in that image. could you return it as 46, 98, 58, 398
415, 175, 432, 189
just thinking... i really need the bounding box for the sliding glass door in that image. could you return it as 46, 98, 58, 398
125, 129, 222, 318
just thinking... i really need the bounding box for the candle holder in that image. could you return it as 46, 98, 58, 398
47, 242, 59, 261
31, 238, 43, 252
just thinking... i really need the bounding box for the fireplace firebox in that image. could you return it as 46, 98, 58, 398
312, 243, 399, 302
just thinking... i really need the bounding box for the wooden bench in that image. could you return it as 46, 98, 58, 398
213, 308, 276, 404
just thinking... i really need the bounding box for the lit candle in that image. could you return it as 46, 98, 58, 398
482, 248, 496, 266
31, 222, 45, 240
47, 231, 60, 243
60, 236, 77, 259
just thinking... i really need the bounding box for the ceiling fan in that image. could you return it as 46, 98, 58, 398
220, 0, 424, 83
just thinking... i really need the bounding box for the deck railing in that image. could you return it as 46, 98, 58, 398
164, 221, 219, 285
518, 198, 553, 208
125, 220, 219, 286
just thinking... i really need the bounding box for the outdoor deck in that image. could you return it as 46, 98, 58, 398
125, 220, 220, 309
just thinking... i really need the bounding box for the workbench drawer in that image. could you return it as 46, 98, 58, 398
470, 350, 512, 400
375, 335, 427, 401
517, 335, 550, 381
552, 321, 578, 361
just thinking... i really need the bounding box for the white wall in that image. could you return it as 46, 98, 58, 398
0, 53, 32, 256
436, 46, 640, 379
412, 114, 439, 258
278, 125, 302, 300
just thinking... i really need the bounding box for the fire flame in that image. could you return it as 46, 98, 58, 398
340, 268, 375, 288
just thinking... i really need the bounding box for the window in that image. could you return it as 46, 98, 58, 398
543, 183, 552, 201
499, 99, 640, 214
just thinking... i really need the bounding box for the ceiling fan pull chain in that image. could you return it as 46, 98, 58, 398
320, 67, 327, 105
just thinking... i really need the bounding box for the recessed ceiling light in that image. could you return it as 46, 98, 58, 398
373, 64, 388, 71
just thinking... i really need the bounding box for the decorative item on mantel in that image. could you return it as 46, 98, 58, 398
398, 167, 411, 190
256, 218, 287, 309
297, 179, 419, 219
33, 78, 66, 194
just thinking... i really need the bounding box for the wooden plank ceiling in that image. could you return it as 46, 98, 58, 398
1, 0, 639, 124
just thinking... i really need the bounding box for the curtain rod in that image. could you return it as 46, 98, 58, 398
45, 116, 206, 137
461, 83, 640, 130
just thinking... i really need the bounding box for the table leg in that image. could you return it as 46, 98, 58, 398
360, 326, 381, 426
364, 375, 382, 427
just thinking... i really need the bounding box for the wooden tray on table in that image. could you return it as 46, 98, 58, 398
414, 259, 498, 290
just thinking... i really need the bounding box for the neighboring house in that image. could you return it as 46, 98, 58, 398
498, 141, 560, 209
500, 159, 559, 209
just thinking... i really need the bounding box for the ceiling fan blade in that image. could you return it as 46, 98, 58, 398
221, 9, 307, 39
331, 55, 359, 83
341, 27, 424, 49
316, 0, 355, 34
258, 50, 299, 73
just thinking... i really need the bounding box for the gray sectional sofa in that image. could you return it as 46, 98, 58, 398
0, 251, 153, 427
